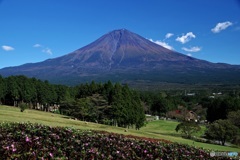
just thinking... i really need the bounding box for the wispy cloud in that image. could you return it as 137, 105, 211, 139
2, 45, 14, 51
176, 32, 196, 44
182, 46, 201, 52
211, 21, 233, 33
234, 26, 240, 31
33, 44, 53, 55
42, 48, 52, 55
149, 39, 174, 50
186, 53, 192, 57
33, 44, 42, 48
165, 33, 174, 39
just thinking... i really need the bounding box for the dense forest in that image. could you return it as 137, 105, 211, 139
0, 75, 145, 129
1, 75, 240, 129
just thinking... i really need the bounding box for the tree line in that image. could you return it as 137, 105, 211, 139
0, 75, 70, 107
0, 75, 145, 129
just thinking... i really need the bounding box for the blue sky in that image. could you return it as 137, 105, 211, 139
0, 0, 240, 69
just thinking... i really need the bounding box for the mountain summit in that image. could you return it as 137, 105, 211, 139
0, 29, 240, 86
56, 29, 192, 69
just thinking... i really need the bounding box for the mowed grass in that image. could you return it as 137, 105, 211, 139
0, 105, 239, 152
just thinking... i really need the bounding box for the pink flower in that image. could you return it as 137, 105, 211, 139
26, 136, 30, 142
49, 152, 53, 157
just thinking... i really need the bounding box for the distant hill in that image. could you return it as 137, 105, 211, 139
0, 29, 240, 86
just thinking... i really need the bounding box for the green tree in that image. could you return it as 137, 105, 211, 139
151, 97, 169, 116
88, 94, 110, 123
175, 121, 201, 139
60, 97, 93, 121
36, 80, 57, 107
228, 110, 240, 128
59, 98, 75, 115
5, 76, 20, 106
133, 92, 145, 130
102, 80, 114, 104
0, 76, 6, 104
205, 97, 240, 122
55, 85, 71, 103
205, 119, 238, 146
111, 83, 126, 127
206, 98, 227, 122
228, 110, 240, 146
17, 76, 36, 103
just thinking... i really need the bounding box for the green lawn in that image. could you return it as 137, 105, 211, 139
0, 105, 239, 152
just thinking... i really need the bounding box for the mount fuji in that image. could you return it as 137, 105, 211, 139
0, 29, 240, 86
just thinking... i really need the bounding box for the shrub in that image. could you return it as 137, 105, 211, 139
19, 103, 28, 112
175, 121, 201, 139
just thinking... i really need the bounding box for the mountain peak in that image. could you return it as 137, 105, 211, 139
109, 28, 128, 33
105, 28, 136, 42
68, 28, 180, 67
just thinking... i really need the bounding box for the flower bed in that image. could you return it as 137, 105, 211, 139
0, 122, 231, 159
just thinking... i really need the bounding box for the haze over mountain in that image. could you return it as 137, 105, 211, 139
0, 29, 240, 86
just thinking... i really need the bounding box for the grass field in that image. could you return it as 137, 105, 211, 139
0, 105, 239, 152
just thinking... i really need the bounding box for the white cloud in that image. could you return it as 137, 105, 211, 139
186, 53, 192, 57
42, 48, 52, 55
182, 46, 201, 52
34, 43, 53, 55
165, 33, 174, 39
33, 44, 42, 48
149, 39, 174, 50
211, 21, 233, 33
2, 45, 14, 51
155, 41, 174, 50
176, 32, 196, 44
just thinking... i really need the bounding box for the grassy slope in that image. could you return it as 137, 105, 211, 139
0, 105, 239, 152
